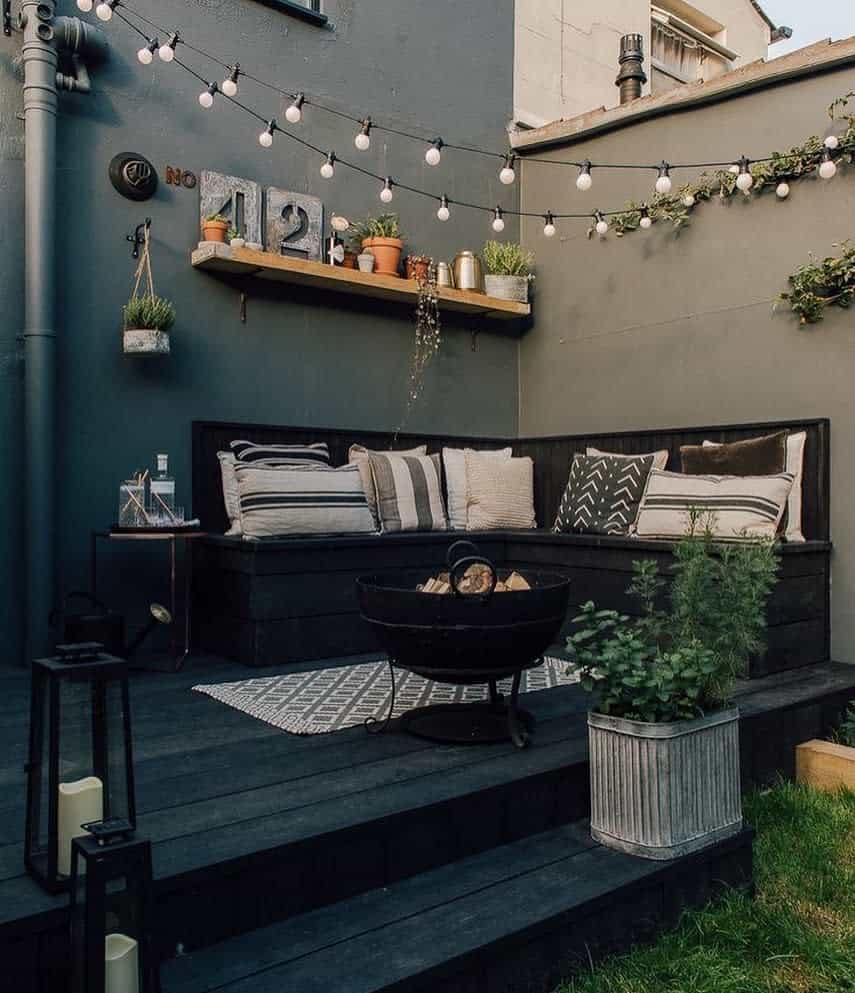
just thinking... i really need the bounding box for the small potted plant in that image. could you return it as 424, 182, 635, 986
482, 241, 534, 303
796, 702, 855, 791
123, 294, 176, 355
351, 214, 404, 276
202, 213, 230, 243
227, 226, 246, 249
357, 250, 375, 273
567, 518, 779, 859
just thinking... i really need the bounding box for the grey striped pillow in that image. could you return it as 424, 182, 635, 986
230, 440, 331, 467
368, 453, 447, 533
235, 463, 375, 537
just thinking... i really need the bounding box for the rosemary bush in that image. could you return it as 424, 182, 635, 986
482, 240, 534, 276
123, 295, 176, 332
567, 520, 780, 723
778, 241, 855, 325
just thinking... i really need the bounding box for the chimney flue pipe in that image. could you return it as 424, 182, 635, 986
615, 33, 647, 104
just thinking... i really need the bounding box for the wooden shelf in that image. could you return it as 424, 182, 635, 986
191, 243, 531, 322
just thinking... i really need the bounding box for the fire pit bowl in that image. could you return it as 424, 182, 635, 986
356, 542, 570, 748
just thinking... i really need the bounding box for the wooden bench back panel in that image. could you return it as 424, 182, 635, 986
193, 418, 829, 541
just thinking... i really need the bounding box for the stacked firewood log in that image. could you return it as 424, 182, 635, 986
417, 565, 531, 595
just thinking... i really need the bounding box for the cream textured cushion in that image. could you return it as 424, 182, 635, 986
634, 469, 794, 540
587, 447, 669, 471
349, 444, 427, 527
217, 451, 241, 536
442, 447, 512, 529
465, 453, 536, 530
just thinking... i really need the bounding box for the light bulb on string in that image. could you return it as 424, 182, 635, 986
285, 93, 304, 124
95, 0, 118, 21
736, 157, 754, 192
655, 161, 672, 195
355, 119, 371, 151
158, 32, 179, 62
258, 120, 276, 148
819, 148, 837, 180
425, 139, 443, 166
320, 152, 336, 179
137, 37, 158, 64
824, 135, 840, 150
436, 196, 450, 222
776, 182, 790, 199
639, 206, 652, 230
221, 64, 240, 97
499, 154, 516, 185
198, 82, 217, 109
543, 212, 556, 238
576, 160, 593, 191
682, 192, 695, 208
76, 0, 93, 11
594, 211, 609, 237
491, 207, 505, 233
379, 177, 394, 203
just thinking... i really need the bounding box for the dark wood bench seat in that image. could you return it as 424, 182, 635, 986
191, 418, 831, 675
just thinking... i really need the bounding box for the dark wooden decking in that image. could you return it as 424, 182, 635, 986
1, 654, 854, 992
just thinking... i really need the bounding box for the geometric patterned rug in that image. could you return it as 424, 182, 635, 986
193, 656, 577, 736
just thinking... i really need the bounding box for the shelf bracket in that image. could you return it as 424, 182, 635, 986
240, 290, 248, 324
471, 330, 480, 353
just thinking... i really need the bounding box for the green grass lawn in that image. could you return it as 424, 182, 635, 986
556, 783, 855, 993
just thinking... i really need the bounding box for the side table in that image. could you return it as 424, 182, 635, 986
90, 529, 208, 671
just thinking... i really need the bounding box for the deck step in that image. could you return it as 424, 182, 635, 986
162, 820, 754, 993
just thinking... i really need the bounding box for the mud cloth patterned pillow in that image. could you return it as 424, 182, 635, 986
554, 453, 655, 535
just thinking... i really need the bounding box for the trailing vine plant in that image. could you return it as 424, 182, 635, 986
589, 91, 855, 240
405, 261, 441, 414
777, 241, 855, 325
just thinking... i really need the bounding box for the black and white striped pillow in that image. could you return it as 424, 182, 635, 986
230, 439, 330, 468
235, 463, 376, 537
368, 453, 447, 533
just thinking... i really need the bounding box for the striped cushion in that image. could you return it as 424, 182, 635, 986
634, 469, 795, 540
235, 463, 375, 537
230, 439, 331, 468
349, 445, 427, 528
368, 453, 447, 533
465, 453, 536, 530
217, 452, 242, 536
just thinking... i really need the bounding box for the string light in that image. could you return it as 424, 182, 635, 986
95, 0, 119, 21
819, 148, 837, 180
285, 92, 305, 124
543, 212, 556, 237
158, 32, 179, 62
436, 195, 450, 221
425, 139, 443, 166
499, 154, 516, 185
736, 157, 754, 192
655, 161, 672, 195
355, 119, 372, 151
824, 135, 840, 150
776, 182, 790, 199
258, 119, 276, 148
221, 64, 240, 97
639, 206, 652, 229
682, 192, 695, 207
576, 160, 593, 191
76, 0, 93, 10
320, 151, 336, 179
594, 211, 609, 236
491, 207, 505, 233
198, 81, 217, 109
379, 177, 394, 203
136, 37, 158, 64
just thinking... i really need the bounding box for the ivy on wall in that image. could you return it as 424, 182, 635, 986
778, 241, 855, 325
591, 92, 855, 239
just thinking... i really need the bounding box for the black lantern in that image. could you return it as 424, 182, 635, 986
70, 821, 160, 993
25, 648, 136, 893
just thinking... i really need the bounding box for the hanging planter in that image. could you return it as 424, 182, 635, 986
482, 241, 534, 303
123, 226, 175, 356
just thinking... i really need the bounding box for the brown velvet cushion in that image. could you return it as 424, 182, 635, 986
680, 431, 788, 476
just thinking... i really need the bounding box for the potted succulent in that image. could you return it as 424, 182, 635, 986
202, 213, 229, 243
227, 226, 246, 249
357, 251, 375, 273
482, 241, 534, 302
796, 703, 855, 791
123, 294, 176, 355
567, 519, 779, 860
350, 214, 404, 276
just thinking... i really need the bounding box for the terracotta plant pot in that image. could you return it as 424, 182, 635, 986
202, 219, 229, 243
363, 237, 403, 277
342, 251, 359, 270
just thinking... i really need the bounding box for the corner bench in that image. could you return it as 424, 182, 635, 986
191, 418, 831, 676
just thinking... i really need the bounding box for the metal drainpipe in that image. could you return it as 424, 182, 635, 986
20, 0, 106, 659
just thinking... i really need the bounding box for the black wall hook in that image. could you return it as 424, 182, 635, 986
127, 218, 152, 259
3, 0, 12, 37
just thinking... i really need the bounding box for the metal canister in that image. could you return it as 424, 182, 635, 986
451, 251, 483, 292
435, 261, 453, 288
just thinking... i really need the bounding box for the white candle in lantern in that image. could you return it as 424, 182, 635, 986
105, 933, 139, 993
57, 776, 103, 876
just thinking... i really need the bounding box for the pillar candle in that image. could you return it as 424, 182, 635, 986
57, 776, 103, 876
105, 933, 139, 993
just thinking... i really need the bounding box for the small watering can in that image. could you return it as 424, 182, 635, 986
50, 593, 172, 659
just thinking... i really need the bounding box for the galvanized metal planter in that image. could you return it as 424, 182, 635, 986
588, 707, 742, 860
484, 274, 529, 303
123, 329, 170, 356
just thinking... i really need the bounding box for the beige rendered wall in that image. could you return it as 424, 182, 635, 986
518, 65, 855, 661
514, 0, 771, 125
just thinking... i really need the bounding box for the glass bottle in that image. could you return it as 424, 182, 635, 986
150, 454, 175, 523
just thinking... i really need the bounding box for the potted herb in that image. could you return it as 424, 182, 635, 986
123, 294, 176, 355
482, 241, 534, 302
796, 703, 855, 791
202, 213, 229, 243
227, 226, 246, 249
350, 214, 404, 277
567, 520, 779, 859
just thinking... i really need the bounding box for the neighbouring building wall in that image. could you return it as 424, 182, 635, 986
518, 65, 855, 661
514, 0, 771, 126
0, 0, 519, 665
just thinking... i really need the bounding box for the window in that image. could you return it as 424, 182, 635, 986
650, 3, 738, 94
251, 0, 328, 28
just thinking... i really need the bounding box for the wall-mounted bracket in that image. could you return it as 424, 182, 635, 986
127, 218, 151, 259
3, 0, 12, 37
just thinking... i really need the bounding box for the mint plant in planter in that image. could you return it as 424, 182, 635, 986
567, 521, 779, 859
482, 241, 533, 302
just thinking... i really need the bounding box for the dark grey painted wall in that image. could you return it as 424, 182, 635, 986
519, 65, 855, 660
0, 0, 519, 665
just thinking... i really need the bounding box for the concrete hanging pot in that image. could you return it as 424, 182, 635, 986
123, 225, 175, 356
123, 328, 170, 355
484, 274, 530, 303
